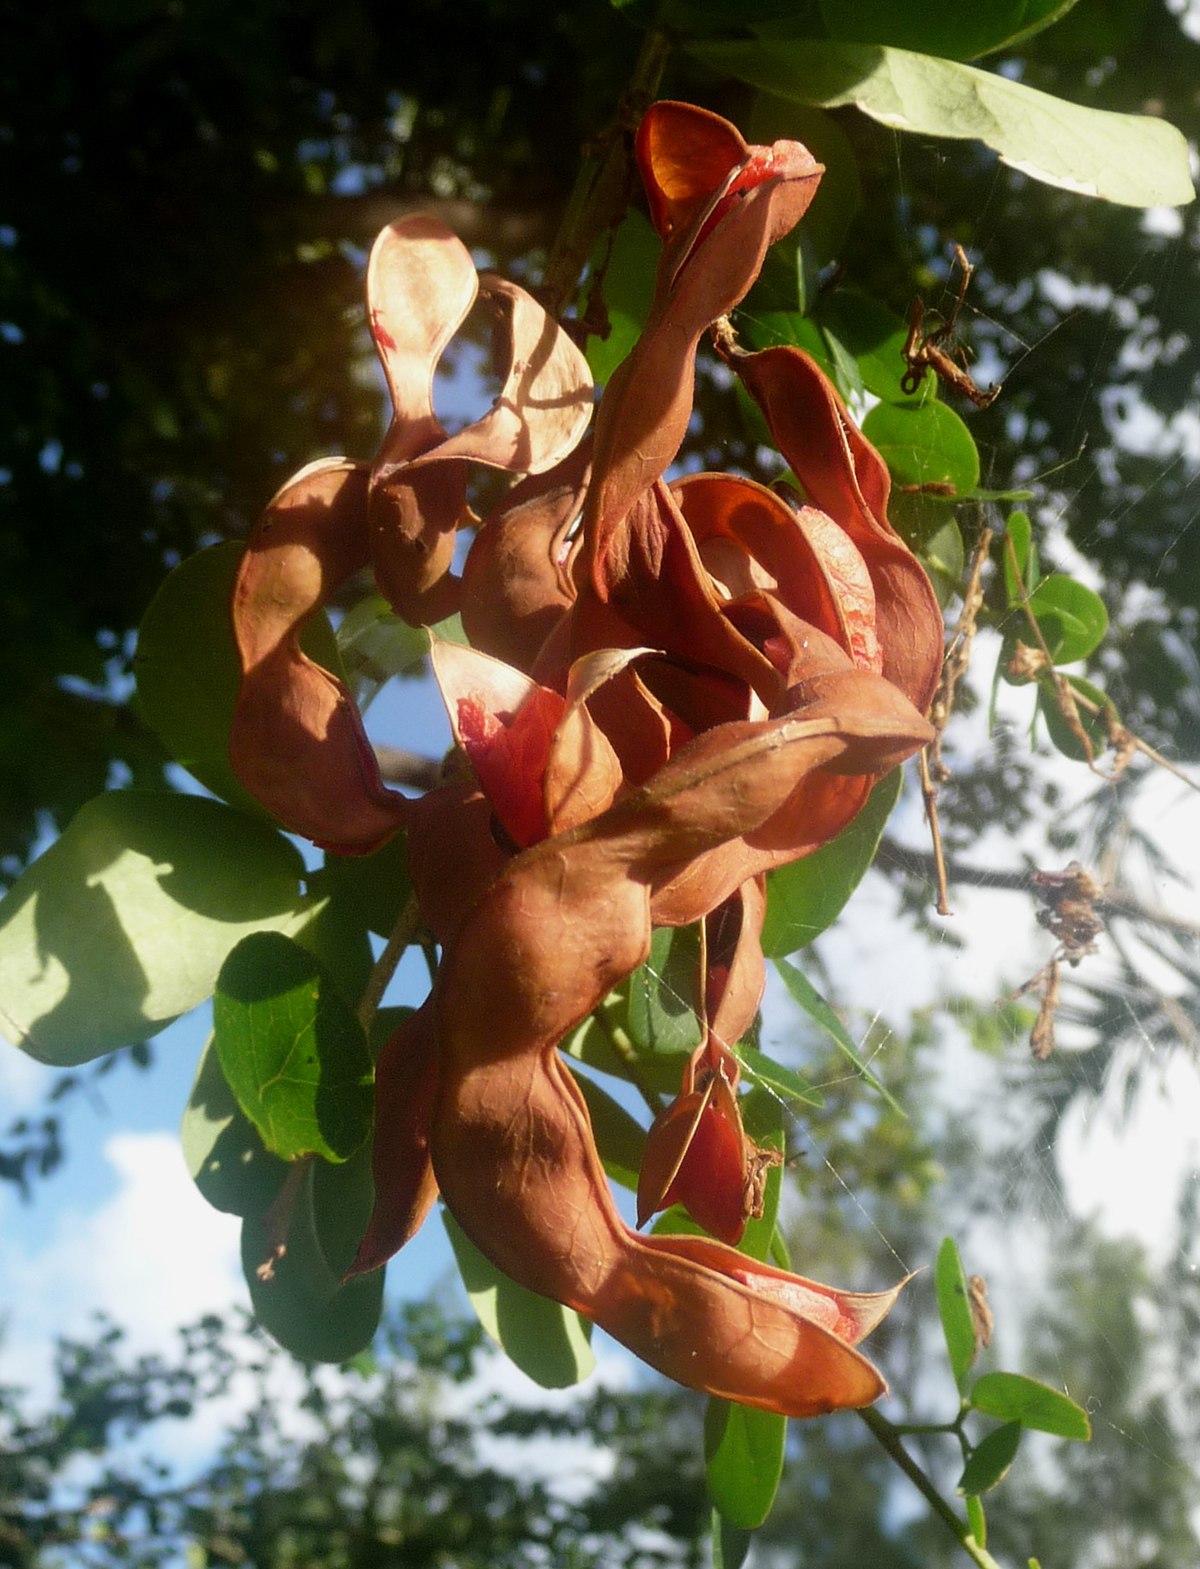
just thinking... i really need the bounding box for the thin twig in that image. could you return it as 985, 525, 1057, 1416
858, 1408, 1006, 1569
356, 893, 424, 1033
918, 748, 953, 917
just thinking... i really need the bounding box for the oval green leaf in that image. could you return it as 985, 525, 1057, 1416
817, 0, 1026, 63
815, 290, 926, 404
970, 1371, 1092, 1439
625, 923, 704, 1055
569, 1067, 647, 1191
1002, 511, 1037, 605
762, 769, 901, 957
244, 1148, 383, 1363
689, 40, 1194, 207
443, 1209, 596, 1389
705, 1397, 787, 1529
182, 1035, 289, 1217
863, 399, 980, 496
214, 932, 373, 1164
0, 792, 308, 1066
1025, 574, 1108, 664
134, 542, 344, 811
959, 1420, 1022, 1496
935, 1235, 978, 1390
1039, 674, 1113, 762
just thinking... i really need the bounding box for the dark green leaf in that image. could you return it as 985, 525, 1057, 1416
738, 1087, 786, 1263
746, 99, 860, 266
1025, 575, 1108, 663
244, 1147, 383, 1363
335, 591, 428, 706
970, 1372, 1092, 1439
890, 492, 965, 605
134, 542, 344, 812
308, 834, 413, 943
762, 769, 900, 956
569, 1068, 647, 1190
935, 1236, 978, 1389
863, 399, 980, 496
0, 792, 307, 1066
705, 1397, 787, 1528
214, 932, 373, 1164
959, 1421, 1022, 1495
774, 959, 905, 1117
182, 1036, 289, 1217
625, 924, 703, 1054
443, 1210, 596, 1388
816, 0, 1027, 63
688, 40, 1193, 206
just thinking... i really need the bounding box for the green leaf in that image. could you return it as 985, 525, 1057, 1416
134, 542, 344, 812
625, 924, 703, 1055
307, 833, 413, 943
863, 399, 980, 496
586, 209, 661, 384
244, 1147, 384, 1363
775, 959, 905, 1117
214, 932, 374, 1164
443, 1210, 596, 1388
1003, 510, 1037, 604
1039, 674, 1113, 762
762, 769, 901, 956
569, 1067, 647, 1191
1025, 575, 1108, 663
744, 99, 861, 265
935, 1236, 978, 1389
0, 792, 308, 1066
959, 1421, 1022, 1496
890, 491, 965, 606
182, 1036, 289, 1217
710, 1507, 754, 1569
734, 1044, 823, 1108
814, 290, 926, 404
738, 1087, 786, 1263
705, 1398, 787, 1529
689, 40, 1194, 207
816, 0, 1027, 63
335, 591, 428, 706
970, 1372, 1092, 1439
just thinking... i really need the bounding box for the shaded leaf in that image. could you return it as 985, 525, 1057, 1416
1039, 674, 1113, 762
244, 1147, 383, 1363
626, 924, 704, 1054
815, 289, 927, 404
970, 1371, 1092, 1439
0, 792, 308, 1066
711, 1507, 754, 1569
569, 1068, 647, 1190
762, 769, 901, 956
182, 1036, 289, 1218
935, 1235, 978, 1389
816, 0, 1027, 63
959, 1420, 1022, 1495
443, 1210, 597, 1389
690, 39, 1194, 206
214, 932, 374, 1163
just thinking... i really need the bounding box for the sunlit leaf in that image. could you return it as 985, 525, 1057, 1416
863, 399, 980, 496
1025, 574, 1108, 663
0, 792, 308, 1066
775, 958, 904, 1117
762, 770, 901, 956
586, 209, 661, 384
970, 1372, 1092, 1439
244, 1147, 384, 1363
214, 932, 374, 1164
935, 1235, 978, 1389
734, 1044, 823, 1107
967, 1492, 988, 1549
704, 1397, 787, 1528
959, 1420, 1022, 1495
690, 40, 1194, 206
443, 1210, 597, 1388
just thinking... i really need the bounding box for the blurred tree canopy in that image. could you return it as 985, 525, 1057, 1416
2, 0, 1199, 875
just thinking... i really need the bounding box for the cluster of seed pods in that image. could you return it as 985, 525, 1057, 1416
229, 101, 944, 1418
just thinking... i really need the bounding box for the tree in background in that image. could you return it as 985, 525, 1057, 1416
2, 1, 1199, 1564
